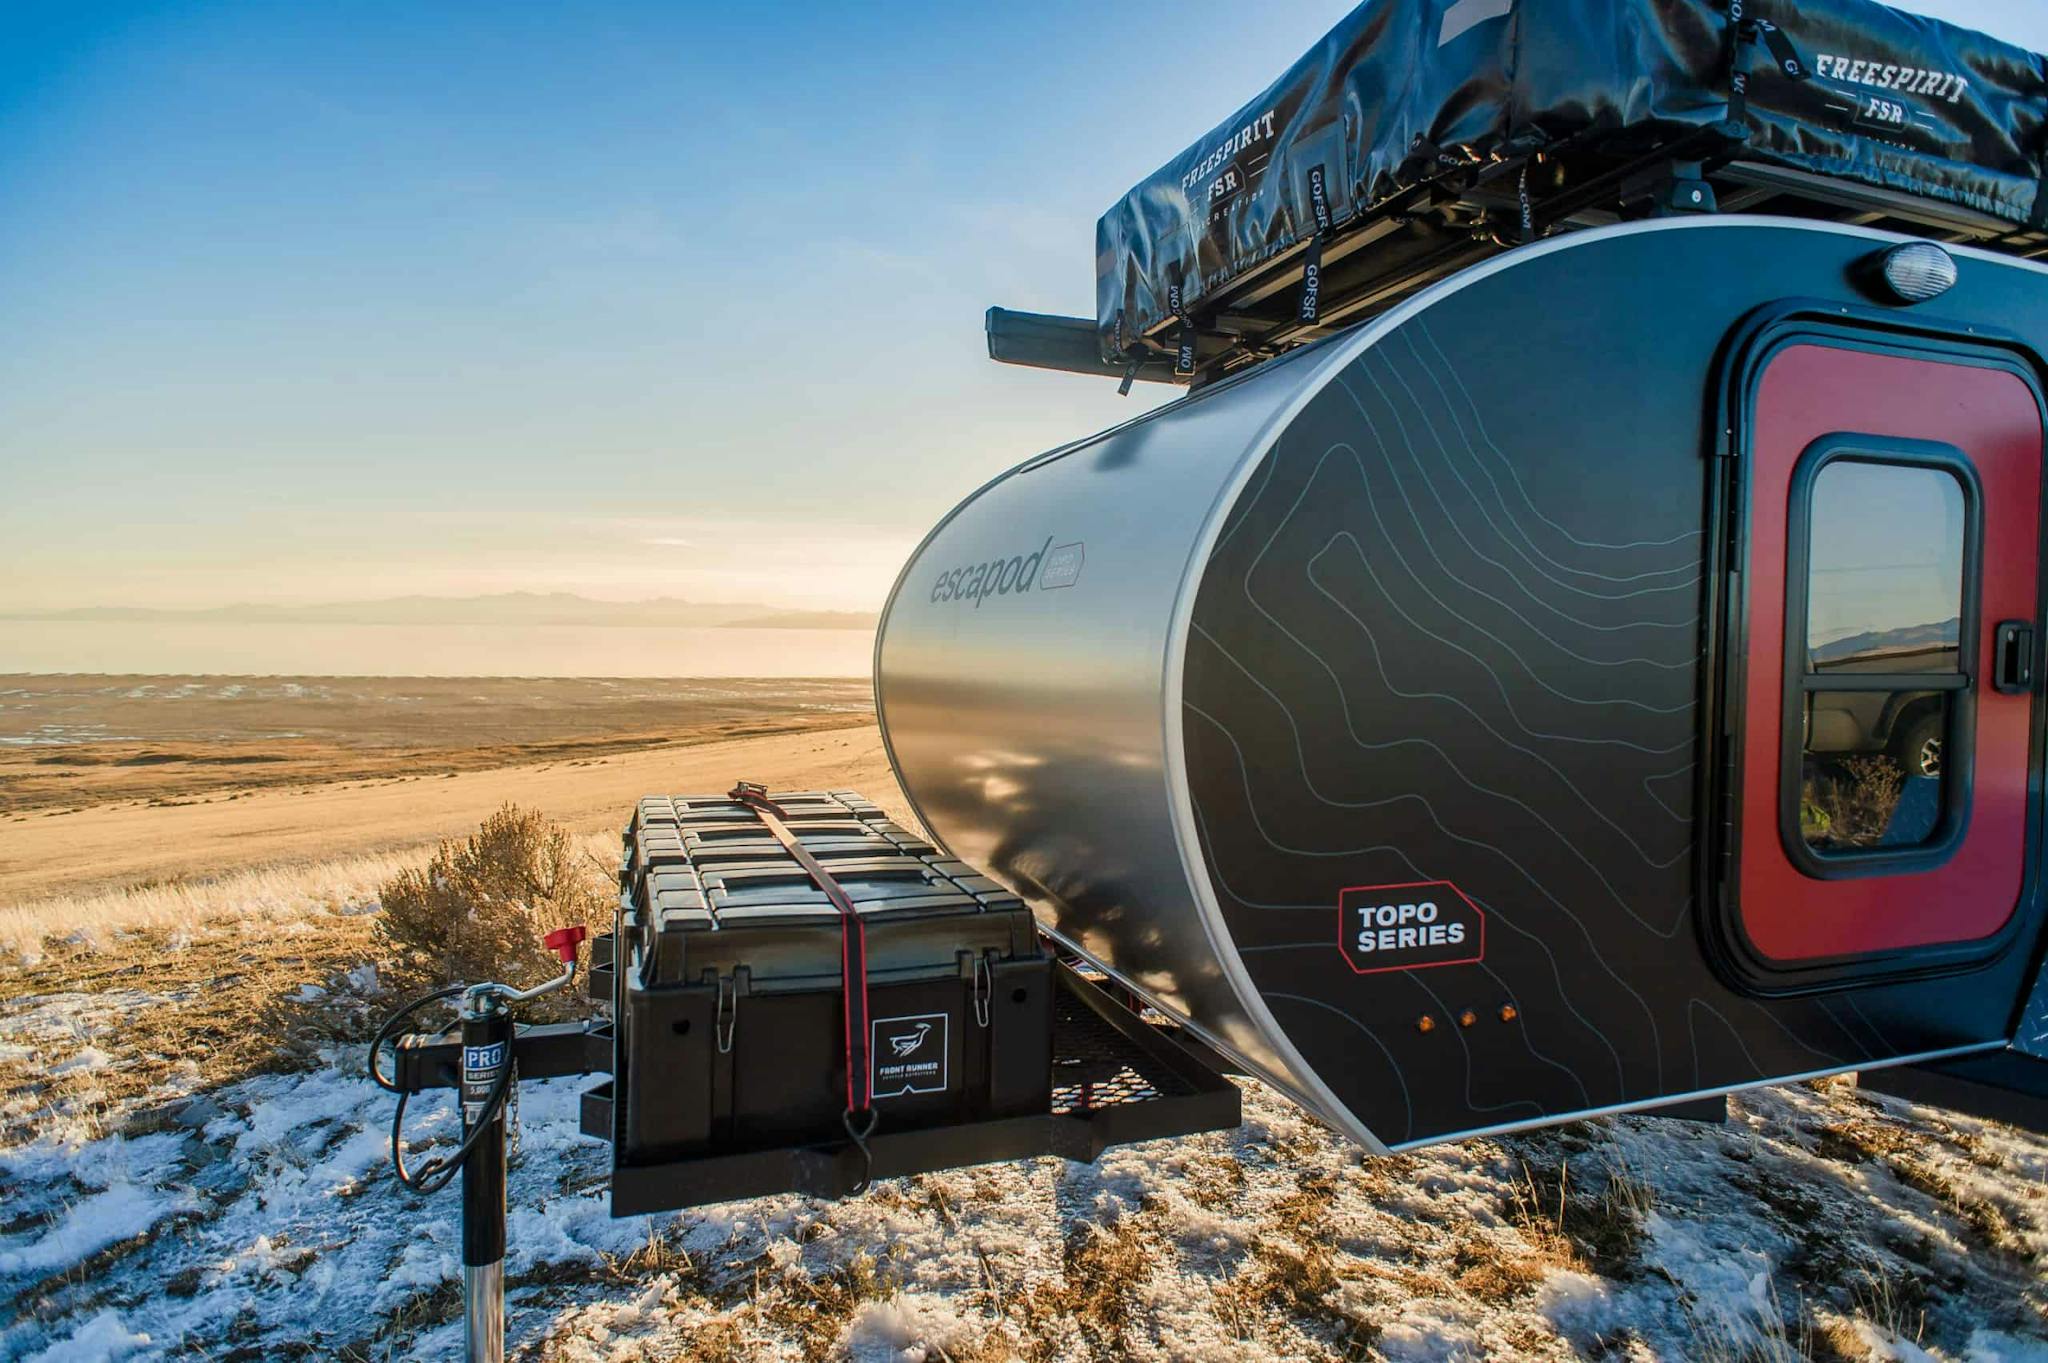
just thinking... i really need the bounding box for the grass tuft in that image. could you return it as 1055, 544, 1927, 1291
374, 804, 604, 1009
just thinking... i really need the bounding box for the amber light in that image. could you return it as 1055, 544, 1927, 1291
1499, 1004, 1519, 1023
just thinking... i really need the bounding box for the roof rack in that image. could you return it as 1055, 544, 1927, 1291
992, 137, 2048, 392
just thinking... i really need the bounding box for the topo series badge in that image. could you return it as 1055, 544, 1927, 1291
1337, 881, 1485, 975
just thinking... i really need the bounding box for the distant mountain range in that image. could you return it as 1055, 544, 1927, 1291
1811, 616, 1958, 666
0, 592, 876, 631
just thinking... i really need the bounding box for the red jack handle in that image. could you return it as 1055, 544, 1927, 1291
541, 924, 588, 965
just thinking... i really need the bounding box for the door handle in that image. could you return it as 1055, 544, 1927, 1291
1993, 620, 2035, 695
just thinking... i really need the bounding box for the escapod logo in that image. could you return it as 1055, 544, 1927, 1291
930, 536, 1083, 608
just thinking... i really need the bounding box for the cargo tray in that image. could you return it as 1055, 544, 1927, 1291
580, 959, 1241, 1214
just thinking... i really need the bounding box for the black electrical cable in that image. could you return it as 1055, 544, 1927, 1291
369, 984, 514, 1195
388, 1055, 513, 1194
368, 984, 465, 1093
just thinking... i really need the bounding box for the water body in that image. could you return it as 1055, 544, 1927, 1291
0, 622, 875, 678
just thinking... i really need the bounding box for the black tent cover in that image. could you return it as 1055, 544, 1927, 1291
1096, 0, 2047, 358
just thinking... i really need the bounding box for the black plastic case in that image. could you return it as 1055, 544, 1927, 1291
605, 790, 1052, 1162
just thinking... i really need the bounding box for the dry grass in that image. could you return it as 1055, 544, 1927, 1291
1815, 1107, 2033, 1257
1800, 755, 1907, 851
1034, 1213, 1157, 1359
0, 808, 623, 1145
375, 803, 604, 1009
0, 848, 413, 964
1505, 1148, 1654, 1279
761, 1250, 898, 1362
1683, 1274, 1817, 1363
1679, 1266, 1929, 1363
0, 721, 900, 907
0, 913, 382, 1147
513, 1231, 908, 1363
0, 828, 622, 965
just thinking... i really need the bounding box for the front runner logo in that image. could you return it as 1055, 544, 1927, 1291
871, 1013, 949, 1099
1337, 880, 1484, 975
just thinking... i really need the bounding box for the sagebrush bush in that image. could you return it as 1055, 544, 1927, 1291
376, 804, 603, 1011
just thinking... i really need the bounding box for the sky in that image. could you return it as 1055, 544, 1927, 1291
0, 0, 2041, 613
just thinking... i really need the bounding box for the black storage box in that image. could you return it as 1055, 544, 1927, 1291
604, 790, 1053, 1163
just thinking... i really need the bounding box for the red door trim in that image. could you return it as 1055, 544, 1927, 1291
1735, 342, 2043, 965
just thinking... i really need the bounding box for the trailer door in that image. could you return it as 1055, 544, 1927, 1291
1729, 335, 2044, 989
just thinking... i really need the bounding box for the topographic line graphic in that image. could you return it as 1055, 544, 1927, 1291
1239, 440, 1696, 726
1817, 1000, 1880, 1063
1191, 618, 1693, 894
1732, 994, 1851, 1071
1277, 439, 1699, 705
1640, 761, 1698, 821
1412, 321, 1704, 551
1394, 329, 1704, 586
1280, 558, 1696, 861
1474, 913, 1627, 1098
1842, 996, 1899, 1057
1266, 991, 1416, 1143
1334, 372, 1701, 631
1190, 796, 1412, 913
1286, 542, 1695, 757
1305, 527, 1696, 733
1195, 611, 1692, 915
1183, 701, 1668, 1082
1217, 577, 1692, 867
1688, 988, 1854, 1081
1476, 958, 1599, 1108
1465, 890, 1657, 1093
1361, 355, 1701, 595
1408, 971, 1550, 1121
1686, 998, 1770, 1088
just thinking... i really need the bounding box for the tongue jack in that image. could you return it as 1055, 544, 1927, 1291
369, 923, 595, 1363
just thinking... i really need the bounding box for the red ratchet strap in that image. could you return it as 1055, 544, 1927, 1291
727, 782, 878, 1152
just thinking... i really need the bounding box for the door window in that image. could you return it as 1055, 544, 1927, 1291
1789, 453, 1973, 865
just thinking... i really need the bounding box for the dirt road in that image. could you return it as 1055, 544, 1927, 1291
0, 725, 905, 904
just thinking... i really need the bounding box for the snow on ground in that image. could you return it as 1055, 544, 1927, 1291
0, 984, 2044, 1361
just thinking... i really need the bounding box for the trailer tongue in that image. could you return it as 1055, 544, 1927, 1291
373, 788, 1239, 1360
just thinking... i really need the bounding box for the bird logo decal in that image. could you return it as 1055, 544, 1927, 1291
889, 1022, 933, 1058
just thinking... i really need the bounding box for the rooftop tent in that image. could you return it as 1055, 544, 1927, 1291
1087, 0, 2048, 377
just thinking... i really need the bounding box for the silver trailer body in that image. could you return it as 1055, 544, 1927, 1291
875, 218, 2048, 1151
875, 331, 1355, 1133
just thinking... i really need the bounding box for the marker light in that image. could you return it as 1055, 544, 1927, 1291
1863, 241, 1958, 305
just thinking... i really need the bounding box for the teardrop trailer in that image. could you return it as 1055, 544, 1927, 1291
374, 0, 2048, 1355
